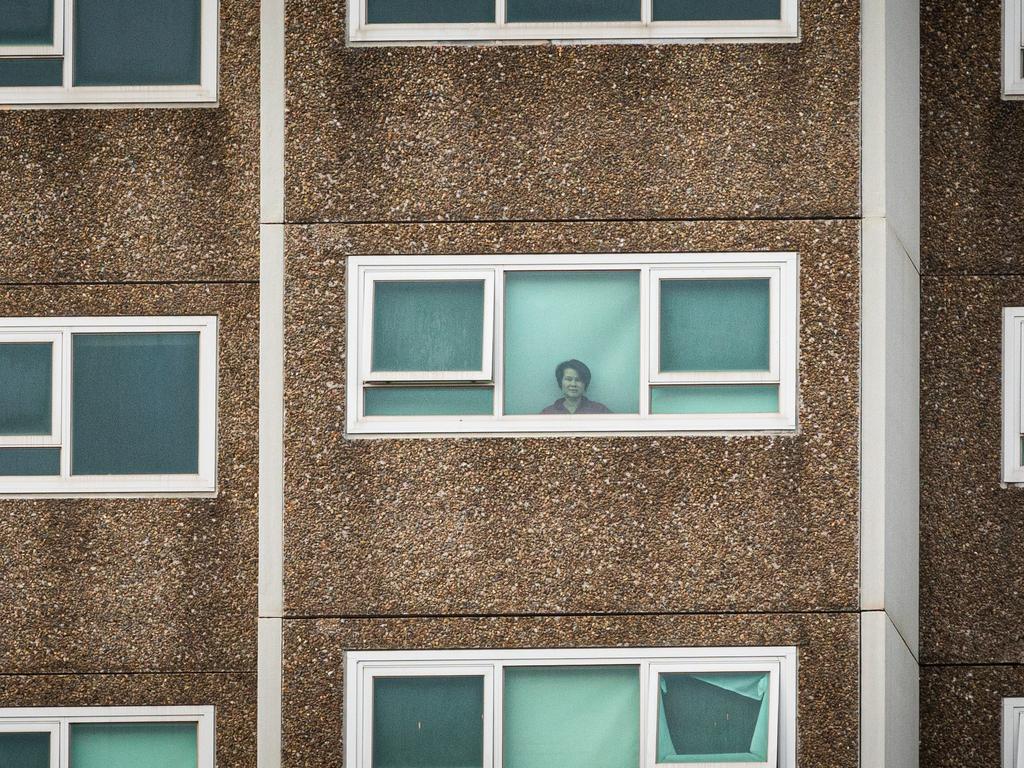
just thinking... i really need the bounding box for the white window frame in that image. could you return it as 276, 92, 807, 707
0, 706, 214, 768
0, 316, 218, 498
0, 330, 63, 447
0, 0, 218, 108
1002, 308, 1024, 483
0, 0, 63, 56
345, 647, 797, 768
1003, 698, 1024, 768
347, 252, 799, 437
348, 0, 799, 44
1005, 0, 1024, 98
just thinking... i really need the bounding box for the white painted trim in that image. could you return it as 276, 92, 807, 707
260, 0, 286, 223
0, 0, 63, 56
258, 618, 283, 768
1003, 697, 1024, 768
1003, 309, 1024, 483
1004, 0, 1024, 98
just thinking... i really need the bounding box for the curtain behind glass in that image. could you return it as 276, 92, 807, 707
0, 342, 52, 435
69, 723, 198, 768
0, 732, 50, 768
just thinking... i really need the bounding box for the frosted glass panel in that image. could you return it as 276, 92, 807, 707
373, 676, 484, 768
0, 342, 52, 436
0, 58, 63, 86
656, 672, 770, 763
73, 0, 201, 86
653, 0, 780, 19
650, 385, 778, 415
364, 386, 493, 416
504, 271, 640, 415
70, 723, 198, 768
367, 0, 495, 22
507, 0, 640, 22
0, 731, 50, 768
372, 281, 486, 372
659, 279, 770, 372
503, 666, 640, 768
72, 333, 200, 476
0, 448, 61, 476
0, 0, 54, 45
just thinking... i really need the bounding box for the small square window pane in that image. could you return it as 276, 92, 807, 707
650, 385, 778, 414
367, 0, 495, 23
364, 386, 494, 416
0, 731, 51, 768
0, 58, 63, 87
652, 0, 780, 20
0, 342, 53, 436
73, 0, 201, 86
70, 723, 198, 768
507, 0, 640, 22
372, 281, 486, 373
0, 0, 54, 46
0, 447, 61, 476
372, 675, 485, 768
659, 279, 770, 373
657, 671, 770, 763
504, 665, 640, 768
71, 332, 200, 476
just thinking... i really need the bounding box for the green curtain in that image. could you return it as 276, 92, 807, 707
650, 385, 778, 415
507, 0, 639, 22
0, 448, 61, 476
0, 0, 54, 45
0, 58, 63, 87
367, 0, 494, 23
0, 732, 50, 768
652, 0, 780, 20
364, 386, 494, 416
69, 723, 198, 768
0, 342, 52, 436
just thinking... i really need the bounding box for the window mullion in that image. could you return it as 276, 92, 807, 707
639, 264, 651, 418
641, 0, 652, 25
60, 329, 72, 479
495, 0, 506, 28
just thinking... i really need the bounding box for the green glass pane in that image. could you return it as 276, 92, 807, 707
70, 723, 197, 768
364, 386, 493, 416
504, 271, 640, 416
657, 672, 770, 763
372, 281, 485, 373
0, 447, 61, 476
507, 0, 640, 22
373, 675, 484, 768
72, 332, 200, 476
73, 0, 201, 86
659, 279, 770, 372
652, 0, 780, 19
0, 342, 52, 436
0, 0, 54, 46
0, 57, 63, 86
504, 666, 640, 768
0, 731, 50, 768
367, 0, 494, 22
650, 385, 778, 414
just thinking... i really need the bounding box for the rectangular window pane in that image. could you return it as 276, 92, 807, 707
373, 280, 486, 373
72, 332, 200, 476
659, 279, 770, 373
0, 731, 50, 768
0, 447, 61, 476
507, 0, 640, 22
650, 385, 779, 414
373, 676, 484, 768
73, 0, 201, 86
69, 723, 198, 768
652, 0, 780, 20
365, 386, 493, 416
0, 342, 52, 436
0, 57, 63, 87
504, 271, 640, 416
503, 666, 640, 768
0, 0, 54, 46
367, 0, 495, 24
657, 672, 770, 763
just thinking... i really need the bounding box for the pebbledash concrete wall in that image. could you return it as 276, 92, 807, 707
920, 0, 1024, 764
0, 0, 260, 765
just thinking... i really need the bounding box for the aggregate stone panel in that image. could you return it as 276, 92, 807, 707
0, 673, 256, 768
283, 219, 859, 616
921, 0, 1024, 274
281, 612, 859, 768
0, 0, 258, 283
921, 276, 1024, 664
284, 0, 859, 223
0, 283, 258, 673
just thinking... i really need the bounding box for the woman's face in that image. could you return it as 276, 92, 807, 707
560, 368, 586, 399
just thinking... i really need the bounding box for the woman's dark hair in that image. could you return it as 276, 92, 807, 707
555, 359, 592, 389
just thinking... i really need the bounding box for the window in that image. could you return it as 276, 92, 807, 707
1006, 0, 1024, 97
347, 0, 798, 44
0, 0, 217, 107
0, 706, 214, 768
345, 647, 797, 768
1004, 698, 1024, 768
346, 253, 798, 436
1003, 308, 1024, 483
0, 316, 217, 497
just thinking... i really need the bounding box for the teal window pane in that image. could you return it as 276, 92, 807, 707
72, 332, 200, 476
0, 731, 51, 768
656, 672, 770, 763
503, 666, 640, 768
0, 447, 61, 476
504, 271, 640, 416
0, 58, 63, 86
364, 386, 493, 416
0, 342, 52, 436
70, 723, 198, 768
507, 0, 640, 22
373, 676, 484, 768
659, 279, 770, 373
0, 0, 54, 46
653, 0, 780, 19
650, 385, 778, 414
367, 0, 495, 23
372, 281, 486, 373
73, 0, 201, 86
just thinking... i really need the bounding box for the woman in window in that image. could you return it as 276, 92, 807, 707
541, 359, 612, 415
